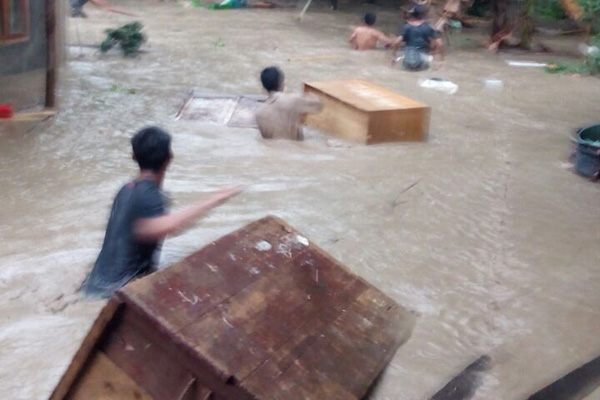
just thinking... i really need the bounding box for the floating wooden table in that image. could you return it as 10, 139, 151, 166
51, 216, 415, 400
304, 79, 430, 144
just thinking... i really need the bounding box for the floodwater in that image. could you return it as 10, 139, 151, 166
1, 1, 600, 399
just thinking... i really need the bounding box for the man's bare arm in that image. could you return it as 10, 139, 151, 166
433, 38, 445, 60
391, 36, 403, 50
89, 0, 138, 16
376, 31, 395, 46
298, 94, 323, 114
134, 186, 242, 242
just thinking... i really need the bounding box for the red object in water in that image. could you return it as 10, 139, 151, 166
0, 104, 14, 119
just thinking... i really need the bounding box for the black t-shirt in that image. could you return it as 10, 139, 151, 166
402, 22, 440, 52
82, 179, 166, 297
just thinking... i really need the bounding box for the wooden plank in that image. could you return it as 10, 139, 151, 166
50, 299, 122, 400
179, 248, 366, 381
304, 79, 430, 144
1, 0, 10, 38
304, 86, 369, 143
105, 298, 259, 400
66, 352, 155, 400
305, 80, 426, 112
121, 217, 311, 333
0, 109, 56, 123
54, 216, 413, 400
368, 107, 430, 143
22, 0, 30, 39
101, 308, 209, 400
241, 285, 414, 400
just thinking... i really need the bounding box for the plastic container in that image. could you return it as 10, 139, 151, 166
573, 124, 600, 180
0, 103, 14, 119
208, 0, 246, 9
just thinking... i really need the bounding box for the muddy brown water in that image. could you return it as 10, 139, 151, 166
1, 2, 600, 399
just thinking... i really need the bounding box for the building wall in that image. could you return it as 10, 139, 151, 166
0, 1, 48, 110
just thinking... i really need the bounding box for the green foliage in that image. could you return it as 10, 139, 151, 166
587, 34, 600, 74
214, 38, 225, 49
100, 22, 147, 57
533, 0, 565, 19
467, 0, 489, 17
579, 0, 600, 17
546, 35, 600, 75
579, 0, 600, 31
108, 84, 138, 94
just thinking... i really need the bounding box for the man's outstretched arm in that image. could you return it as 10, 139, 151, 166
134, 186, 242, 242
89, 0, 138, 16
376, 31, 395, 47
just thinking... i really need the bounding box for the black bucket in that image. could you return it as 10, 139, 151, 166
573, 124, 600, 180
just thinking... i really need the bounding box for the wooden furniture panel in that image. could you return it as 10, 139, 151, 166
369, 108, 430, 143
100, 308, 202, 400
303, 87, 369, 143
66, 353, 155, 400
51, 216, 415, 400
304, 79, 430, 144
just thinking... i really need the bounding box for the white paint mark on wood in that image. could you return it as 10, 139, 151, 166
296, 235, 309, 246
222, 316, 234, 328
206, 263, 218, 273
178, 291, 199, 305
255, 240, 272, 251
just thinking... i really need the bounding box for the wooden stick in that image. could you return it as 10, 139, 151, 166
297, 0, 313, 21
89, 0, 139, 16
0, 109, 57, 122
45, 0, 57, 108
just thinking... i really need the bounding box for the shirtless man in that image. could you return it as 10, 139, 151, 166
255, 67, 322, 141
350, 13, 394, 51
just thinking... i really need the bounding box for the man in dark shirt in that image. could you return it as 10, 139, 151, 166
82, 127, 241, 297
393, 5, 444, 71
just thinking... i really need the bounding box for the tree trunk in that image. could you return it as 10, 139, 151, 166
490, 0, 534, 49
491, 0, 508, 36
520, 0, 534, 50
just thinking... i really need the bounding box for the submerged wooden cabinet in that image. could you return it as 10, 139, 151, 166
50, 216, 414, 400
304, 79, 430, 144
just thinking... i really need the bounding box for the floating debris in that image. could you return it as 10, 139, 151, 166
419, 78, 458, 94
507, 60, 547, 68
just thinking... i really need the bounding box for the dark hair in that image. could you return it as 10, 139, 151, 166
131, 126, 172, 172
364, 12, 376, 26
412, 4, 428, 19
260, 67, 284, 92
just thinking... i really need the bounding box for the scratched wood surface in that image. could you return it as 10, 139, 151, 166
51, 216, 414, 400
66, 353, 155, 400
119, 216, 414, 399
304, 79, 430, 144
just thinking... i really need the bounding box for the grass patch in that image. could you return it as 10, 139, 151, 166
109, 84, 138, 94
546, 61, 589, 75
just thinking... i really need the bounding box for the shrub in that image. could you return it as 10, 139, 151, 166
100, 22, 147, 57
